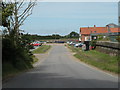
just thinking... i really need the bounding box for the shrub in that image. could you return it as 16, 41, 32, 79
90, 40, 96, 50
2, 36, 34, 72
116, 36, 120, 42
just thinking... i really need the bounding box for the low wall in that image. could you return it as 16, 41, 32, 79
96, 41, 120, 56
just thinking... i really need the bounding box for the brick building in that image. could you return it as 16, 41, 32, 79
79, 24, 120, 42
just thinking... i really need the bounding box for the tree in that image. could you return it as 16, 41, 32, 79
2, 0, 36, 70
64, 31, 79, 38
2, 2, 14, 28
2, 0, 36, 45
69, 31, 79, 38
52, 34, 61, 39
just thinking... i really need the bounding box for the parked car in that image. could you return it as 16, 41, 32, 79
74, 43, 79, 47
30, 41, 42, 46
69, 42, 73, 45
67, 41, 70, 44
69, 42, 76, 45
55, 41, 65, 43
39, 41, 46, 44
33, 43, 42, 46
74, 43, 84, 47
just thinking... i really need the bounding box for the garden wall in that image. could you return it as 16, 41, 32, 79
96, 41, 120, 56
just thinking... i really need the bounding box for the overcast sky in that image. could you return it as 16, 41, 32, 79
21, 2, 118, 35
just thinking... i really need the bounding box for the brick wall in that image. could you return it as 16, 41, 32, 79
96, 41, 120, 56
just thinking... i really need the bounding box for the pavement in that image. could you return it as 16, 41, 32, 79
3, 44, 118, 88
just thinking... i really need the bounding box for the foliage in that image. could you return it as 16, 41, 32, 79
97, 35, 110, 41
21, 31, 79, 41
116, 36, 120, 42
2, 0, 36, 35
32, 55, 38, 64
90, 40, 97, 49
2, 2, 14, 27
2, 62, 20, 80
2, 37, 33, 68
65, 31, 79, 38
2, 0, 36, 79
97, 35, 104, 41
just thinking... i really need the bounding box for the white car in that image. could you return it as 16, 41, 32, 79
69, 42, 73, 45
67, 41, 70, 44
74, 43, 79, 47
74, 43, 84, 47
70, 42, 76, 45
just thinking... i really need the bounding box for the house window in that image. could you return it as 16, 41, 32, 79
94, 31, 96, 33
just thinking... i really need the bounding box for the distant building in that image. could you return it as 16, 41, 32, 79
79, 24, 120, 42
106, 23, 118, 28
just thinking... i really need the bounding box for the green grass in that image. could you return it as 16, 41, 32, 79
67, 44, 82, 52
2, 54, 39, 80
32, 45, 51, 54
67, 45, 119, 74
2, 62, 27, 80
2, 55, 39, 80
32, 55, 38, 64
3, 45, 51, 80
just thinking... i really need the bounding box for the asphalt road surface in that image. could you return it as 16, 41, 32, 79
3, 44, 118, 88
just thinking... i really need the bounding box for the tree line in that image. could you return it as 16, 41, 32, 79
22, 31, 79, 41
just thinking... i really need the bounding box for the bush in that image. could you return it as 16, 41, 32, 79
97, 35, 104, 40
116, 36, 120, 42
90, 40, 96, 50
2, 36, 34, 78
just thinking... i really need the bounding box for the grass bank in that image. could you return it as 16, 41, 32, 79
3, 54, 39, 81
3, 45, 51, 80
32, 45, 51, 54
67, 45, 119, 74
32, 55, 38, 64
2, 62, 27, 81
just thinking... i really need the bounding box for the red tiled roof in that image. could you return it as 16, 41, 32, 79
80, 27, 120, 35
110, 28, 120, 33
80, 28, 91, 34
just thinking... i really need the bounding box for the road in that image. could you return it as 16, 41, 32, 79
3, 44, 118, 88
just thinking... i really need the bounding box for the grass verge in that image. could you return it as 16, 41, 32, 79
32, 45, 51, 54
2, 62, 31, 81
67, 45, 119, 74
3, 54, 39, 81
32, 55, 38, 64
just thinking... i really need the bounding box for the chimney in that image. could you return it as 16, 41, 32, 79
94, 25, 96, 27
106, 25, 111, 33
